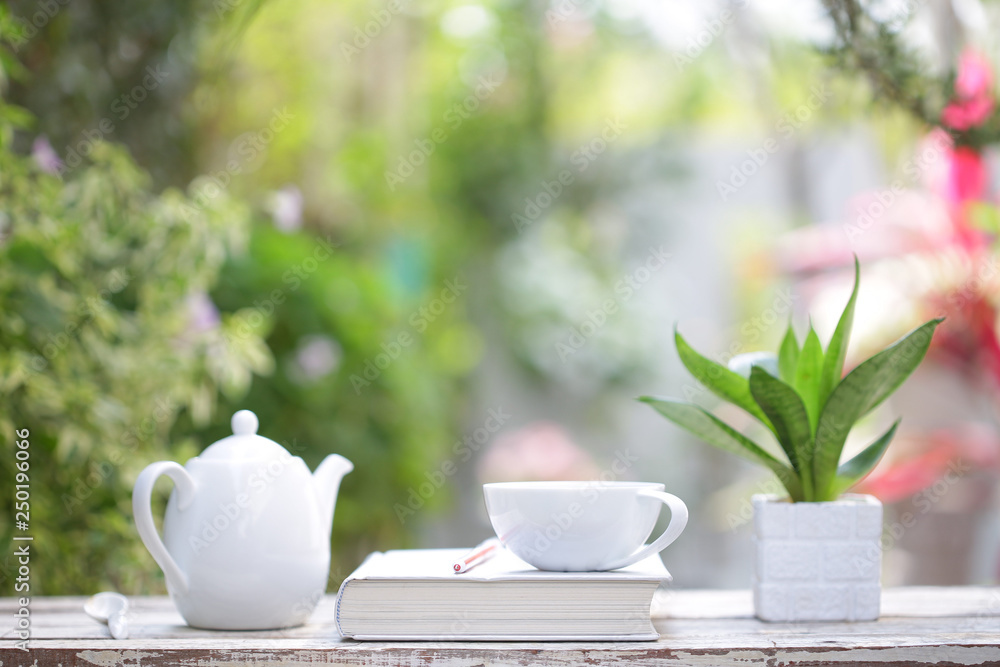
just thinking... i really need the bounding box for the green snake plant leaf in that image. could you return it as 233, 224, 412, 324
778, 323, 800, 384
826, 419, 900, 500
794, 324, 824, 434
639, 396, 802, 501
818, 257, 860, 409
813, 318, 943, 499
748, 366, 815, 499
675, 329, 773, 432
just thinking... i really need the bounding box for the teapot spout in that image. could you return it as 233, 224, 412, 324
313, 454, 353, 530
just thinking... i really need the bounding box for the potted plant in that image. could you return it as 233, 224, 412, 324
640, 260, 942, 621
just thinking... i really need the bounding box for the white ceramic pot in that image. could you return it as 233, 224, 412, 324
752, 493, 883, 622
132, 410, 354, 630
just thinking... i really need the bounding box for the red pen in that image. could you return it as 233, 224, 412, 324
453, 538, 502, 574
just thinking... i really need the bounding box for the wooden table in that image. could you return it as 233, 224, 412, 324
3, 587, 1000, 666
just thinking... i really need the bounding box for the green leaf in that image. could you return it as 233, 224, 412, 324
748, 366, 814, 499
675, 330, 773, 431
818, 257, 860, 410
0, 104, 34, 130
778, 323, 799, 383
794, 324, 824, 434
813, 318, 943, 498
827, 419, 900, 500
639, 396, 802, 501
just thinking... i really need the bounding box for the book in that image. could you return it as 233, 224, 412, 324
334, 547, 670, 641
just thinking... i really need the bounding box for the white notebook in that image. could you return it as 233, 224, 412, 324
335, 548, 670, 641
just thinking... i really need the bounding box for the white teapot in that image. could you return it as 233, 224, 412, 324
132, 410, 353, 630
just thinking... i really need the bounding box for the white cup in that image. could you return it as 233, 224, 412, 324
483, 481, 688, 571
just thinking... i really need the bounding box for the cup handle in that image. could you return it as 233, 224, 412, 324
132, 461, 196, 594
601, 489, 688, 571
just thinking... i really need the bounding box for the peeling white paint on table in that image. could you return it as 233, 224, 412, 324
2, 587, 1000, 666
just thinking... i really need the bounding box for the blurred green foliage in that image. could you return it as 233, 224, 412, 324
0, 0, 704, 593
0, 9, 273, 588
3, 0, 219, 187
0, 0, 849, 594
207, 225, 474, 577
0, 1, 477, 593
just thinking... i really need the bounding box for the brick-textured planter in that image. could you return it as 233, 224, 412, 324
752, 493, 883, 622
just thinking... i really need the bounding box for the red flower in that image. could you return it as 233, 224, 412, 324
946, 144, 989, 250
941, 50, 995, 130
947, 146, 987, 204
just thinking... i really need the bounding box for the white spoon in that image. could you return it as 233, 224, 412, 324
84, 592, 129, 639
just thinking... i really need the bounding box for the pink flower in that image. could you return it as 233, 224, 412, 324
941, 97, 994, 130
855, 423, 1000, 503
185, 291, 220, 334
269, 185, 303, 233
947, 146, 987, 205
477, 422, 601, 483
31, 136, 62, 174
293, 335, 342, 381
943, 145, 988, 248
941, 50, 995, 130
955, 51, 993, 99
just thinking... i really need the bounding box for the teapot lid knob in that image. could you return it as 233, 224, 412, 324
231, 410, 259, 436
199, 410, 287, 461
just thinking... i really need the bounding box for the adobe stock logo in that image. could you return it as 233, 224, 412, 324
715, 84, 831, 201
394, 407, 511, 524
350, 275, 468, 394
339, 0, 406, 61
556, 246, 671, 361
54, 65, 170, 176
8, 0, 69, 51
671, 0, 750, 71
383, 76, 503, 191
512, 117, 627, 234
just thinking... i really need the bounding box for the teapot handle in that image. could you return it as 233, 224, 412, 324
133, 461, 196, 594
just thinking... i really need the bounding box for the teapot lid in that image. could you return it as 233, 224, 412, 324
199, 410, 290, 461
